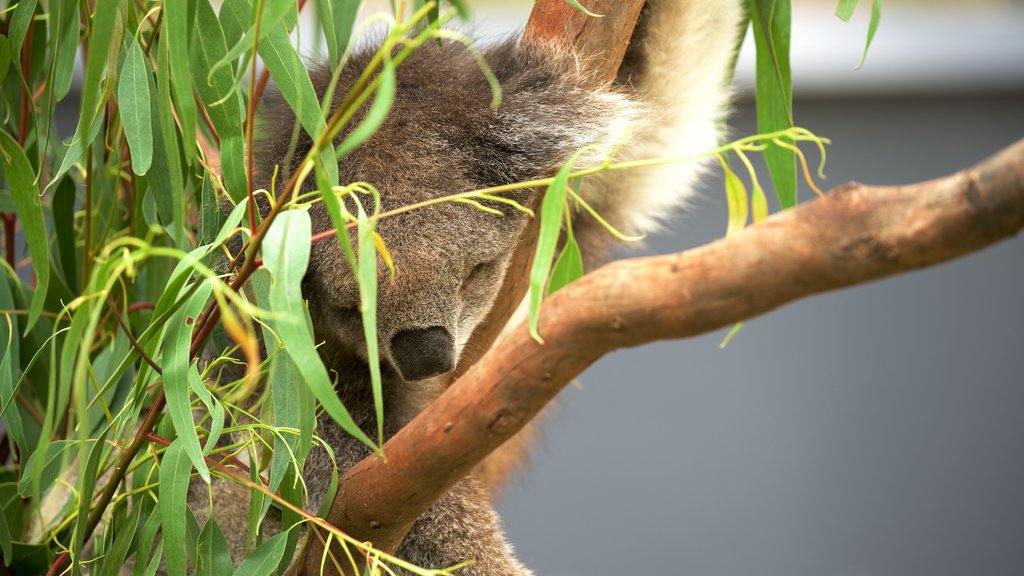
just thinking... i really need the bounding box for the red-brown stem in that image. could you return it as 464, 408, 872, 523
1, 215, 14, 266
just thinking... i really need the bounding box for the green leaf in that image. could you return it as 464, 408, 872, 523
196, 517, 235, 576
0, 274, 26, 457
94, 500, 146, 576
859, 0, 882, 69
356, 203, 384, 444
8, 0, 38, 65
262, 209, 375, 450
316, 0, 359, 63
71, 431, 109, 572
213, 0, 297, 79
192, 0, 247, 203
0, 484, 10, 565
134, 499, 164, 576
52, 176, 79, 289
529, 152, 584, 343
159, 437, 194, 576
0, 36, 11, 84
0, 130, 50, 330
220, 0, 340, 188
547, 206, 583, 296
119, 36, 154, 175
749, 0, 796, 208
835, 0, 858, 21
152, 38, 186, 234
51, 0, 80, 100
49, 0, 123, 188
231, 530, 289, 576
164, 0, 197, 165
163, 280, 215, 483
337, 56, 395, 159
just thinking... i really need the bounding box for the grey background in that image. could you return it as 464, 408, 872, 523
497, 93, 1024, 576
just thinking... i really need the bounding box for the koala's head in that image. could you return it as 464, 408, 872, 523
258, 39, 640, 384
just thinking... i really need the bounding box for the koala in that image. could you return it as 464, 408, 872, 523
209, 0, 743, 574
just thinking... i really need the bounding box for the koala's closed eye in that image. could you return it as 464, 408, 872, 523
461, 261, 494, 292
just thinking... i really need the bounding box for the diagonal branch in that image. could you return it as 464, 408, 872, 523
313, 137, 1024, 566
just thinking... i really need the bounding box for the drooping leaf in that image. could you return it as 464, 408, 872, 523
159, 438, 194, 576
163, 0, 197, 165
219, 0, 340, 188
336, 56, 395, 159
529, 151, 585, 343
0, 130, 50, 330
191, 0, 247, 202
231, 530, 289, 576
262, 209, 375, 449
356, 203, 384, 444
51, 0, 80, 100
0, 36, 11, 84
547, 205, 584, 296
749, 0, 796, 208
859, 0, 882, 69
163, 280, 215, 483
835, 0, 859, 21
119, 35, 154, 175
196, 517, 235, 576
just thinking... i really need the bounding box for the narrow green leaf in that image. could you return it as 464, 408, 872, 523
153, 39, 185, 233
337, 57, 396, 159
212, 0, 296, 79
858, 0, 882, 69
835, 0, 858, 21
196, 517, 234, 576
0, 483, 10, 565
49, 0, 123, 188
94, 500, 145, 576
51, 0, 80, 100
231, 530, 289, 576
547, 207, 583, 296
0, 36, 11, 84
71, 431, 109, 573
163, 280, 215, 483
219, 0, 339, 188
8, 0, 38, 64
334, 1, 361, 50
0, 130, 50, 330
134, 499, 164, 576
119, 36, 154, 175
564, 0, 604, 18
52, 177, 79, 289
164, 0, 197, 164
159, 438, 194, 576
16, 440, 73, 497
356, 204, 384, 444
529, 152, 584, 343
262, 209, 375, 450
192, 0, 248, 202
0, 274, 26, 456
749, 0, 797, 208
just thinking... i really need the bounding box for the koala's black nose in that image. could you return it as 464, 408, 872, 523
389, 327, 455, 382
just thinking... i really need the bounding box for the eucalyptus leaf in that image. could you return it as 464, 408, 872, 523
159, 438, 194, 576
0, 130, 50, 330
119, 36, 154, 175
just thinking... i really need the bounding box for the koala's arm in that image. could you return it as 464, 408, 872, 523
395, 475, 533, 576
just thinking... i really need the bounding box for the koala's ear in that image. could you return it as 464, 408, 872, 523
477, 41, 646, 183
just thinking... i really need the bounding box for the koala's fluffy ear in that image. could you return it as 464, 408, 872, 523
474, 41, 646, 185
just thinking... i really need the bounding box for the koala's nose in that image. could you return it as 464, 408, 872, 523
389, 326, 455, 382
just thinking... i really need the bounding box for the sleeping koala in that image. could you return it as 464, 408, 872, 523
213, 0, 743, 573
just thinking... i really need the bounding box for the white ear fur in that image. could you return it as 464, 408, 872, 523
584, 0, 745, 239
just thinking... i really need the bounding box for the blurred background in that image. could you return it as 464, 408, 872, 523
449, 1, 1024, 576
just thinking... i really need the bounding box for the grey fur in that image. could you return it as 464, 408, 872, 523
202, 1, 743, 573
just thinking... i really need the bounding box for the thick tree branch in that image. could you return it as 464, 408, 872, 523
314, 138, 1024, 568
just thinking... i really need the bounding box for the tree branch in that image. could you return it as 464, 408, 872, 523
314, 137, 1024, 568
